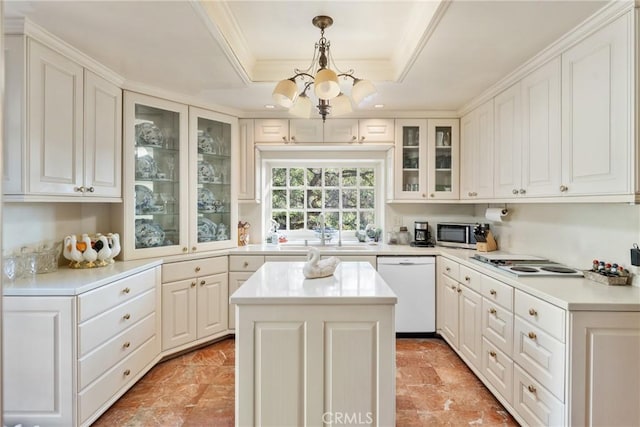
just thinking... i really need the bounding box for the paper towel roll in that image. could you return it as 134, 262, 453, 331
485, 208, 508, 222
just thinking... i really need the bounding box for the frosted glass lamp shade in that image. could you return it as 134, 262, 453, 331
331, 93, 352, 116
289, 93, 313, 118
314, 68, 340, 100
272, 78, 298, 108
351, 79, 376, 105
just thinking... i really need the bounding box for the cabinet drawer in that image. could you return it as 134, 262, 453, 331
79, 289, 156, 356
79, 312, 156, 389
513, 317, 565, 401
78, 268, 156, 322
482, 298, 514, 357
162, 256, 227, 283
515, 290, 565, 342
229, 272, 253, 330
481, 275, 513, 311
513, 364, 564, 427
229, 255, 264, 272
78, 335, 159, 425
459, 265, 482, 291
439, 257, 459, 281
482, 337, 513, 405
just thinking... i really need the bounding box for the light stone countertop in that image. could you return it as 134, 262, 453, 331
3, 259, 162, 296
229, 261, 397, 305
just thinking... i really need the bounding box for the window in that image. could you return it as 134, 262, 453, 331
269, 166, 377, 236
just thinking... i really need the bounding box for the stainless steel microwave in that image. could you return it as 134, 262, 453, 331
435, 223, 478, 249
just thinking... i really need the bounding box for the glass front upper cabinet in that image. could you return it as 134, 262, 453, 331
395, 119, 427, 200
427, 119, 459, 200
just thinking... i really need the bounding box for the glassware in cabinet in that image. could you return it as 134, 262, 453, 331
395, 119, 427, 200
427, 119, 459, 199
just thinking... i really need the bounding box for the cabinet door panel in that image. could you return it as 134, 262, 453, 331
358, 118, 394, 143
459, 285, 482, 369
238, 119, 257, 201
289, 119, 323, 143
394, 119, 427, 200
162, 279, 197, 351
84, 70, 122, 197
439, 275, 459, 348
254, 119, 288, 143
324, 119, 358, 143
28, 39, 84, 195
229, 272, 253, 330
494, 83, 522, 198
197, 272, 228, 338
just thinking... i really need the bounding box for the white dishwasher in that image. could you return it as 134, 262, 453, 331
377, 257, 436, 334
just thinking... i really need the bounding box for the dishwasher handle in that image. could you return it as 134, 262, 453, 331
398, 262, 416, 265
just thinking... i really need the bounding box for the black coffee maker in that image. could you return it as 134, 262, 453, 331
412, 221, 433, 247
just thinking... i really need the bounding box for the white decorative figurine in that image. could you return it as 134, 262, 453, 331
303, 247, 341, 279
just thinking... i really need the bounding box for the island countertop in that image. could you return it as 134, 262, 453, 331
230, 261, 397, 305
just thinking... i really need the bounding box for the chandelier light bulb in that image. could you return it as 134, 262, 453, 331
351, 78, 377, 105
314, 68, 340, 100
272, 78, 298, 108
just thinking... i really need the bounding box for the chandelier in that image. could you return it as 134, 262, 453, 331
272, 15, 377, 122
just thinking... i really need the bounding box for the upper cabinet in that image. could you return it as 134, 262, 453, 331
493, 83, 522, 198
288, 119, 323, 143
561, 13, 631, 196
324, 119, 359, 143
358, 119, 395, 144
3, 36, 122, 201
238, 119, 260, 202
394, 119, 427, 200
118, 92, 237, 260
461, 99, 494, 200
427, 119, 459, 200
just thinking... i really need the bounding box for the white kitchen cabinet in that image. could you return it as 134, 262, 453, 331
394, 119, 427, 200
228, 272, 253, 330
161, 256, 228, 353
427, 118, 459, 200
520, 57, 562, 197
438, 274, 460, 348
254, 118, 289, 143
358, 118, 395, 143
561, 13, 631, 196
460, 99, 494, 200
482, 337, 514, 404
458, 283, 483, 370
238, 119, 260, 202
323, 118, 359, 143
3, 36, 122, 201
228, 255, 265, 330
118, 93, 237, 260
493, 82, 523, 198
288, 119, 324, 143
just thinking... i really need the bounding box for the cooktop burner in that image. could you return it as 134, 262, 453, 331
540, 266, 578, 274
471, 254, 583, 277
510, 266, 539, 273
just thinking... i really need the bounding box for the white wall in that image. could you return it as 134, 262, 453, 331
2, 203, 115, 254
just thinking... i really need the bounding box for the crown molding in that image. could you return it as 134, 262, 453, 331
4, 17, 125, 86
457, 0, 635, 116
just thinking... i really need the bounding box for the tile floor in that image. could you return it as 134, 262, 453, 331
93, 337, 518, 426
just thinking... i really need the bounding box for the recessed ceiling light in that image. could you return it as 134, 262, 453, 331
265, 104, 275, 109
374, 104, 385, 109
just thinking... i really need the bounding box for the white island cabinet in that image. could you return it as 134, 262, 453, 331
230, 261, 397, 427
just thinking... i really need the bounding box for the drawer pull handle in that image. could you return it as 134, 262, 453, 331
123, 341, 131, 349
490, 289, 497, 296
527, 384, 537, 394
195, 266, 201, 272
191, 282, 196, 288
528, 308, 538, 316
123, 313, 131, 320
445, 267, 451, 272
489, 308, 497, 315
464, 276, 470, 282
243, 261, 249, 267
528, 331, 537, 340
489, 351, 497, 358
200, 280, 206, 285
124, 369, 131, 377
123, 287, 131, 294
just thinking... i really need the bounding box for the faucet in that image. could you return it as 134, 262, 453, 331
318, 213, 326, 246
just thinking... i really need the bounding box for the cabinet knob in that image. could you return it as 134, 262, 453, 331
490, 289, 497, 296
450, 284, 457, 290
528, 331, 537, 340
489, 308, 497, 315
291, 136, 296, 142
351, 136, 357, 142
74, 186, 85, 193
282, 136, 288, 143
560, 185, 568, 192
123, 313, 131, 320
445, 267, 451, 272
422, 193, 426, 198
200, 280, 206, 286
359, 136, 365, 144
430, 193, 434, 198
512, 189, 519, 195
243, 261, 249, 267
457, 287, 462, 293
527, 385, 537, 394
528, 308, 538, 316
182, 247, 188, 252
192, 246, 197, 252
123, 369, 131, 377
122, 287, 130, 294
195, 266, 201, 272
473, 192, 478, 196
468, 192, 473, 197
519, 188, 526, 195
123, 341, 131, 349
191, 282, 196, 288
489, 351, 497, 358
87, 186, 95, 193
464, 276, 470, 282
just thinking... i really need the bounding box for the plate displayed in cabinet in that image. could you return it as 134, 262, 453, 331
197, 217, 218, 242
198, 187, 217, 212
135, 185, 153, 214
135, 219, 166, 248
136, 155, 158, 180
198, 131, 215, 154
198, 161, 216, 183
135, 122, 165, 147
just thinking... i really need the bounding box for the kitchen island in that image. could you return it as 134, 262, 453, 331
230, 261, 397, 427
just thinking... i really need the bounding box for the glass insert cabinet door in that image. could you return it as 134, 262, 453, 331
121, 92, 189, 259
188, 106, 237, 252
427, 119, 459, 200
395, 119, 427, 199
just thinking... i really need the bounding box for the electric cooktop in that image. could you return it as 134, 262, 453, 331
472, 253, 583, 277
